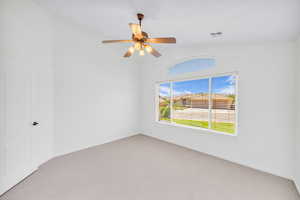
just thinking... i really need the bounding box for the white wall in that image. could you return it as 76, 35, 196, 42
296, 37, 300, 192
140, 42, 297, 179
53, 19, 140, 156
0, 0, 54, 194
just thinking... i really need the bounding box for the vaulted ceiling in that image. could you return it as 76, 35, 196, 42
35, 0, 300, 45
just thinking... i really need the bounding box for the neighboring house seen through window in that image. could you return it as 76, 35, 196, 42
157, 73, 237, 135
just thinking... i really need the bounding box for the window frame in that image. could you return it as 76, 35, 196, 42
155, 72, 239, 136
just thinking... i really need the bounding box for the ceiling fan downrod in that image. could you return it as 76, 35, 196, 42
137, 13, 144, 27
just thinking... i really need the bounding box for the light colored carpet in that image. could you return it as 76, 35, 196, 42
1, 134, 299, 200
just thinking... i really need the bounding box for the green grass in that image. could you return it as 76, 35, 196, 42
211, 122, 235, 134
159, 118, 235, 134
172, 119, 209, 129
160, 117, 171, 122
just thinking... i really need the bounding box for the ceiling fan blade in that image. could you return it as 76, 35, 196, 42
146, 37, 176, 44
123, 50, 133, 58
150, 48, 161, 57
146, 46, 161, 57
129, 23, 143, 39
102, 40, 132, 43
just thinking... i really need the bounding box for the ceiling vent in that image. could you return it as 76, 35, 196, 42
210, 32, 223, 37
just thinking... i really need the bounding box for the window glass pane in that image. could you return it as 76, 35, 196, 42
172, 79, 209, 128
211, 75, 236, 134
168, 58, 215, 75
159, 83, 171, 122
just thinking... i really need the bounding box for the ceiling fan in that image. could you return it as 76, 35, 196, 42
102, 13, 176, 58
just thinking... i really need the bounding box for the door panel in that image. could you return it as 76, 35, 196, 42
4, 65, 37, 190
0, 0, 54, 195
30, 66, 53, 167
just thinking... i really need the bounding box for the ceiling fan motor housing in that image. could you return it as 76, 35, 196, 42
132, 32, 148, 42
137, 13, 144, 21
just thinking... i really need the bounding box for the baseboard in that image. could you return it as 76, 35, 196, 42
141, 133, 292, 180
53, 132, 140, 159
0, 167, 37, 197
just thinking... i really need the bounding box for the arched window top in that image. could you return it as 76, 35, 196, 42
168, 58, 215, 75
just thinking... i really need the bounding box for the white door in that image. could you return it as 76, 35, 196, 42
30, 63, 53, 168
3, 64, 38, 192
0, 0, 54, 194
1, 65, 53, 194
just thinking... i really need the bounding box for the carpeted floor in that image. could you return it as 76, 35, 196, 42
1, 134, 299, 200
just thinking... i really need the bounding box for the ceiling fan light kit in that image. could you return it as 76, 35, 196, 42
102, 13, 176, 58
139, 50, 145, 56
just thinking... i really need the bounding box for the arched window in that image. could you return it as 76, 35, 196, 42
168, 58, 215, 75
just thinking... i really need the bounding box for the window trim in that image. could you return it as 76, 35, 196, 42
155, 71, 239, 136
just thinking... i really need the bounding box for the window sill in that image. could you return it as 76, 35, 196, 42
156, 120, 238, 137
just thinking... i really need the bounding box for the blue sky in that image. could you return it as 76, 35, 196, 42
173, 78, 209, 96
159, 75, 235, 97
212, 75, 236, 94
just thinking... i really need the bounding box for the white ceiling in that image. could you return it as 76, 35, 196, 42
35, 0, 300, 45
